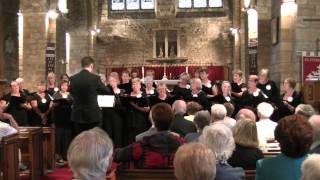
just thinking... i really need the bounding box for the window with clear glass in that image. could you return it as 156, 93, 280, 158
111, 0, 155, 10
178, 0, 223, 8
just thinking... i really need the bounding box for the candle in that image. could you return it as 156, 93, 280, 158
186, 66, 189, 73
142, 66, 145, 79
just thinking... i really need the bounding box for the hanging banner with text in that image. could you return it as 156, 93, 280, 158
46, 43, 56, 74
302, 56, 320, 84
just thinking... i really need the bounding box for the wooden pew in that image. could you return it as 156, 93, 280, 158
42, 127, 55, 171
245, 170, 256, 180
116, 169, 176, 180
0, 134, 20, 180
19, 127, 43, 180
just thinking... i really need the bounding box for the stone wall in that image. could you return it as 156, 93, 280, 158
91, 0, 233, 75
2, 0, 19, 82
256, 0, 272, 70
269, 0, 320, 90
294, 0, 320, 85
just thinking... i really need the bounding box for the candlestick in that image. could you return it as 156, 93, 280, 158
142, 66, 145, 79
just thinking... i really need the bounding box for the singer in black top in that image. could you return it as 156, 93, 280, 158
69, 57, 111, 135
46, 72, 59, 96
199, 69, 213, 95
210, 81, 236, 106
0, 81, 30, 126
119, 70, 132, 95
257, 69, 280, 107
231, 70, 247, 98
240, 75, 267, 112
52, 80, 73, 162
186, 78, 210, 111
102, 75, 124, 148
172, 72, 191, 100
144, 76, 157, 97
277, 78, 302, 120
149, 83, 174, 107
123, 78, 150, 145
257, 69, 281, 121
30, 81, 53, 126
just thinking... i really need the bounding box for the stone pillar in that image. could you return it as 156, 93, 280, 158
279, 2, 297, 83
256, 0, 272, 69
20, 0, 48, 90
233, 0, 241, 71
0, 1, 4, 80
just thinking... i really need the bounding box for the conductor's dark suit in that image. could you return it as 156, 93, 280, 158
70, 69, 110, 134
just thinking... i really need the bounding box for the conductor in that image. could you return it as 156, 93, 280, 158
70, 56, 111, 134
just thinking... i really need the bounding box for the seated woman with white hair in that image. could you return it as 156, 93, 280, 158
256, 102, 278, 149
301, 154, 320, 180
295, 104, 316, 119
211, 104, 236, 128
199, 123, 245, 180
174, 143, 216, 180
68, 127, 114, 180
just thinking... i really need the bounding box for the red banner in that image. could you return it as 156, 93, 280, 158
302, 56, 320, 84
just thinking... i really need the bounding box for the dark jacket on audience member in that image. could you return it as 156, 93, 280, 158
170, 113, 197, 137
228, 144, 263, 169
114, 131, 184, 169
69, 69, 111, 124
310, 142, 320, 154
215, 161, 245, 180
184, 132, 200, 143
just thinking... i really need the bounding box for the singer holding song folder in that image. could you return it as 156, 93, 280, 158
69, 57, 111, 135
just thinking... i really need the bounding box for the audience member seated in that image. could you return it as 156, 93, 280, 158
228, 119, 263, 169
174, 143, 216, 180
224, 102, 237, 125
185, 110, 211, 143
0, 109, 19, 131
308, 115, 320, 154
200, 123, 245, 180
255, 114, 313, 180
67, 127, 113, 180
115, 103, 184, 168
295, 104, 316, 119
170, 100, 197, 137
0, 119, 18, 139
211, 104, 236, 128
256, 102, 277, 149
236, 108, 256, 121
184, 101, 203, 122
301, 154, 320, 180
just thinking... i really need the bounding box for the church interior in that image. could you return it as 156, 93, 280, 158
1, 0, 320, 180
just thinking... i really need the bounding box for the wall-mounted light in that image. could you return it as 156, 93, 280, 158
282, 0, 296, 4
244, 0, 251, 9
230, 27, 240, 35
65, 32, 70, 74
89, 28, 101, 36
58, 0, 68, 14
281, 0, 297, 16
47, 10, 59, 19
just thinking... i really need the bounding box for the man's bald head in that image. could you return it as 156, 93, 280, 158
236, 108, 256, 121
172, 100, 187, 115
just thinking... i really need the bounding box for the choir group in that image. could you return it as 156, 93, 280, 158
0, 67, 304, 164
